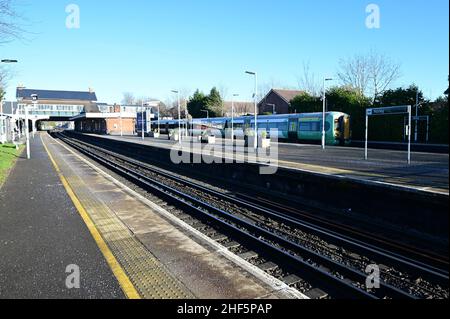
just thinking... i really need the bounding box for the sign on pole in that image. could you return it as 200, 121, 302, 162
365, 105, 412, 164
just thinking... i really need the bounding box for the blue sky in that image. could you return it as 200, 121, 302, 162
1, 0, 449, 103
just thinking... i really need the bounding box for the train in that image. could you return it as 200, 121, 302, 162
149, 112, 351, 146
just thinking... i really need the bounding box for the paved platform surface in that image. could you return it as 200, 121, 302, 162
0, 135, 124, 299
42, 133, 304, 299
84, 134, 449, 195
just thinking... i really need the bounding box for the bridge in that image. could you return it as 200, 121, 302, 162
14, 87, 99, 131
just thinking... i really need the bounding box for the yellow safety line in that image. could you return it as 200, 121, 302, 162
40, 135, 141, 300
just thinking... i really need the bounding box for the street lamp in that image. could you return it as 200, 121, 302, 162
245, 71, 258, 149
322, 78, 333, 150
231, 94, 239, 143
120, 105, 123, 137
141, 100, 146, 141
184, 99, 189, 138
172, 90, 181, 143
157, 103, 161, 135
414, 90, 420, 143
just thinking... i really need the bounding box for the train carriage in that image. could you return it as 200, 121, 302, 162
152, 111, 351, 146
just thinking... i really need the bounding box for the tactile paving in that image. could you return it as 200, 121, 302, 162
47, 139, 193, 299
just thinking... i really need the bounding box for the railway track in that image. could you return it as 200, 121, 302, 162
54, 132, 449, 299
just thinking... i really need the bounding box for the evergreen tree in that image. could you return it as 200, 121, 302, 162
206, 87, 223, 117
187, 89, 208, 118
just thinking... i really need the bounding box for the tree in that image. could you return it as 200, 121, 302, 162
326, 86, 372, 140
290, 92, 321, 113
0, 85, 5, 100
297, 61, 321, 96
0, 65, 11, 99
206, 87, 223, 117
337, 54, 371, 97
368, 51, 402, 101
1, 1, 22, 98
368, 85, 427, 142
122, 92, 136, 105
338, 51, 401, 101
187, 87, 225, 118
0, 0, 22, 43
187, 89, 208, 118
425, 96, 448, 144
378, 85, 426, 107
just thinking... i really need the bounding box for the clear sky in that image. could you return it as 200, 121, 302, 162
1, 0, 449, 103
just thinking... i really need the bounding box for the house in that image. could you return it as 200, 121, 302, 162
258, 89, 304, 115
222, 101, 255, 117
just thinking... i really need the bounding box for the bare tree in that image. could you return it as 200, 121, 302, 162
0, 0, 23, 43
338, 51, 401, 100
1, 0, 21, 96
258, 78, 283, 102
297, 61, 321, 96
234, 101, 254, 115
368, 51, 402, 100
337, 54, 371, 97
122, 92, 136, 105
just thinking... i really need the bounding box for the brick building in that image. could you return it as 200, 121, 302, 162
72, 104, 136, 135
258, 89, 304, 115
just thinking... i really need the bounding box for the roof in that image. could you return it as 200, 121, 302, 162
71, 112, 137, 121
84, 104, 100, 113
16, 88, 97, 101
271, 89, 305, 104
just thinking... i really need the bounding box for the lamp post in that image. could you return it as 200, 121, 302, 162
157, 103, 161, 134
322, 78, 333, 150
231, 94, 239, 143
245, 71, 258, 149
141, 100, 145, 141
414, 90, 419, 143
172, 90, 181, 143
120, 105, 123, 137
185, 99, 189, 138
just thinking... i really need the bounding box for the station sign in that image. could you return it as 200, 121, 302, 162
365, 105, 412, 165
366, 106, 410, 116
412, 116, 429, 121
137, 111, 154, 133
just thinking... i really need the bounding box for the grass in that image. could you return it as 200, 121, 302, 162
0, 143, 24, 188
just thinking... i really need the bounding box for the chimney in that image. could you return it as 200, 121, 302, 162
113, 103, 121, 113
88, 87, 94, 93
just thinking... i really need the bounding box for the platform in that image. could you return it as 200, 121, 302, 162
0, 135, 124, 299
83, 134, 449, 195
0, 132, 304, 299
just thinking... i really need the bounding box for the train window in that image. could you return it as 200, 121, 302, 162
299, 122, 313, 131
299, 121, 331, 132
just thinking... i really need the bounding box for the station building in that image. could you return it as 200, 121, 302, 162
16, 87, 98, 119
72, 104, 137, 135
